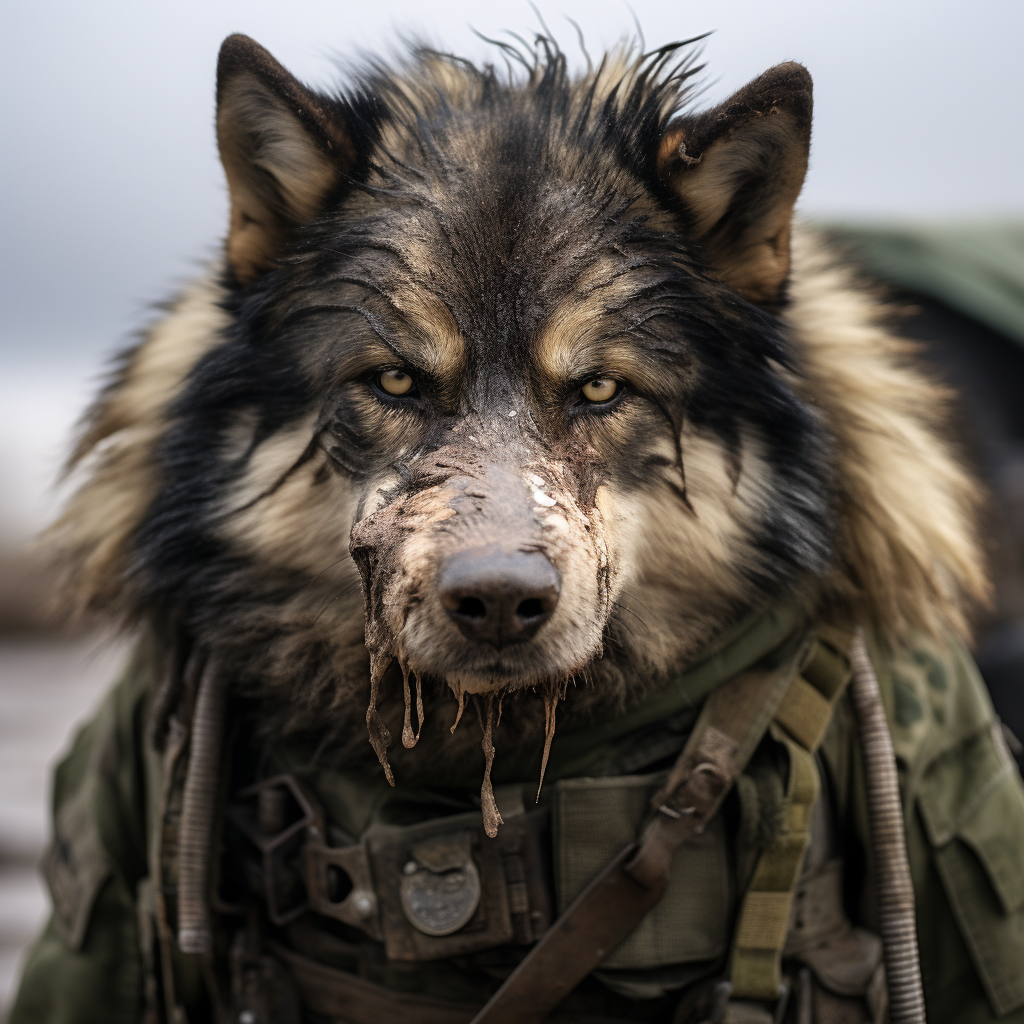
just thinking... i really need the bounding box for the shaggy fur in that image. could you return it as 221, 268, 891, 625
44, 33, 987, 781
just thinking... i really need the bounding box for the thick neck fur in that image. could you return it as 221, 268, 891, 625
785, 230, 988, 642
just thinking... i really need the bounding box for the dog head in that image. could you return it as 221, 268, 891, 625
53, 35, 841, 773
214, 35, 827, 693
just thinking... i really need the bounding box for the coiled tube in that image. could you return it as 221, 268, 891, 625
176, 657, 224, 955
850, 630, 927, 1024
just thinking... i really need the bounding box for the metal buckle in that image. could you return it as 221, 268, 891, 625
304, 834, 383, 941
227, 775, 318, 926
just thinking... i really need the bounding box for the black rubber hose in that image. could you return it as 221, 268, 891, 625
849, 630, 927, 1024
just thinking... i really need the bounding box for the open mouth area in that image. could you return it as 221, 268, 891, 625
400, 636, 585, 697
398, 592, 598, 696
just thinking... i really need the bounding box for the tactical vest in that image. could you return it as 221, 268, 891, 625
12, 605, 1024, 1024
156, 605, 887, 1024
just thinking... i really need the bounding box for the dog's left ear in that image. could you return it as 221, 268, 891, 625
216, 34, 356, 283
658, 63, 812, 306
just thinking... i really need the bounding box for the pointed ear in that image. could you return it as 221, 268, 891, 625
216, 34, 355, 283
658, 63, 813, 306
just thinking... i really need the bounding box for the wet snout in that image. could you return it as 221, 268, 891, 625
438, 546, 561, 648
350, 448, 612, 693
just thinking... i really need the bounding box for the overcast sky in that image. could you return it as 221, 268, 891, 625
0, 0, 1021, 538
2, 0, 1022, 371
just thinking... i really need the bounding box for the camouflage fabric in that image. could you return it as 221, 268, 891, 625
10, 614, 1024, 1023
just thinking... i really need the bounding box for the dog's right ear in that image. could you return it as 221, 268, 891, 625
216, 34, 355, 284
657, 63, 812, 307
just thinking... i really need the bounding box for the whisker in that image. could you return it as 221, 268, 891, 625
311, 578, 361, 626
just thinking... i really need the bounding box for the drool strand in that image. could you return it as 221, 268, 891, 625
536, 684, 559, 802
450, 688, 466, 734
414, 671, 424, 742
401, 663, 422, 749
479, 693, 503, 838
365, 655, 395, 785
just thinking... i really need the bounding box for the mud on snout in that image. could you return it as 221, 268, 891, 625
349, 448, 614, 700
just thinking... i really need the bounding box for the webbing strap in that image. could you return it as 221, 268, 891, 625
729, 727, 819, 998
729, 631, 853, 999
774, 675, 833, 751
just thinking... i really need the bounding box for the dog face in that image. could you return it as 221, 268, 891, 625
60, 36, 837, 772
215, 38, 826, 691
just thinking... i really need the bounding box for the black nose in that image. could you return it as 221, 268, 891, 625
437, 548, 561, 648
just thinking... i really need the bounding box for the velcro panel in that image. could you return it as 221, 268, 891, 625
803, 628, 853, 701
775, 676, 833, 753
918, 724, 1024, 914
918, 722, 1024, 1015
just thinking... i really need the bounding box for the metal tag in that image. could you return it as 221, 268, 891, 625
367, 811, 515, 960
400, 832, 481, 937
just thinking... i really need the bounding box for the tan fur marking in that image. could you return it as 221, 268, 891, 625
390, 286, 467, 384
46, 269, 231, 616
607, 426, 776, 672
535, 290, 677, 393
220, 415, 357, 582
785, 228, 988, 640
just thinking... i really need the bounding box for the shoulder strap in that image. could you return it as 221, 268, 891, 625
470, 632, 812, 1024
729, 627, 853, 999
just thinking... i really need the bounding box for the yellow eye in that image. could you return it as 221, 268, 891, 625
581, 378, 618, 403
379, 369, 414, 396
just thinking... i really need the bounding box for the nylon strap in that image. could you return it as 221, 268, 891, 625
729, 726, 819, 998
728, 630, 853, 999
470, 633, 810, 1024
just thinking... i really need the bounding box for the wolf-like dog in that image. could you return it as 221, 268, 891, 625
12, 29, 1024, 1024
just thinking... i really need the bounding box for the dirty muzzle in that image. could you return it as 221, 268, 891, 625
349, 448, 613, 833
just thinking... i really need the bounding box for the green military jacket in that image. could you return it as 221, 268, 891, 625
11, 609, 1024, 1023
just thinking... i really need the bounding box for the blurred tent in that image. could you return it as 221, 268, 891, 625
824, 221, 1024, 757
826, 222, 1024, 346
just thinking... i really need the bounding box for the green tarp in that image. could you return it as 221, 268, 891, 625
821, 222, 1024, 348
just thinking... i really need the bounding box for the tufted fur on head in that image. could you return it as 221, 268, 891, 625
43, 32, 987, 778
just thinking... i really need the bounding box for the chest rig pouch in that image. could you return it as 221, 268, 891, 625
227, 775, 554, 961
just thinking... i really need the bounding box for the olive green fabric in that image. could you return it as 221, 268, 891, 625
11, 616, 1024, 1023
822, 221, 1024, 347
729, 726, 820, 999
864, 633, 1024, 1020
10, 648, 151, 1024
551, 773, 732, 969
261, 607, 808, 1006
729, 628, 854, 999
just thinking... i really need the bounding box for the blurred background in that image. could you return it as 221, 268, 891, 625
2, 0, 1022, 1014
